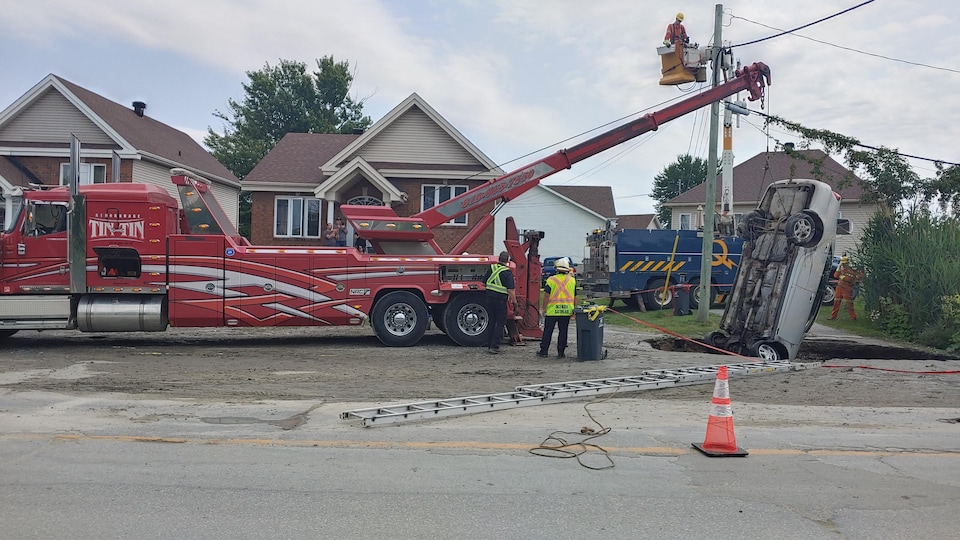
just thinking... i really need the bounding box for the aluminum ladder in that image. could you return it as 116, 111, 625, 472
340, 360, 817, 427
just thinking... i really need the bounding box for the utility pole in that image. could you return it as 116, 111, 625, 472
696, 4, 723, 323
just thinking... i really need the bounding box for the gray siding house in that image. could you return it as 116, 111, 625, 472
663, 150, 876, 257
0, 74, 241, 228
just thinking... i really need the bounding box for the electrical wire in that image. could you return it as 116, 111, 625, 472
742, 108, 960, 168
731, 11, 960, 74
729, 0, 876, 48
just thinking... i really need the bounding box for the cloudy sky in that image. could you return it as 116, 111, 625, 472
2, 0, 957, 215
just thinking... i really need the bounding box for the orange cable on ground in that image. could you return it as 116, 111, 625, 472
822, 364, 960, 375
606, 306, 750, 359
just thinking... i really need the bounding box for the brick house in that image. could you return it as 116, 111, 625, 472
0, 74, 241, 228
242, 93, 504, 253
663, 149, 875, 256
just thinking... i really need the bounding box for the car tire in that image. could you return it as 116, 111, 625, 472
704, 330, 726, 349
821, 282, 836, 306
750, 341, 783, 361
738, 211, 766, 243
785, 210, 823, 248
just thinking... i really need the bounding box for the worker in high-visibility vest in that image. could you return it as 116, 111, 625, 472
830, 256, 864, 321
483, 251, 516, 354
537, 257, 576, 358
663, 12, 688, 46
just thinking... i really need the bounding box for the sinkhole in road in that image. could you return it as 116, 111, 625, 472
648, 336, 959, 362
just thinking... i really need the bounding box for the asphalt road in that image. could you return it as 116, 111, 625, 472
1, 323, 959, 538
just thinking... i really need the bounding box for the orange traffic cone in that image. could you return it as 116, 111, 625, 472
692, 365, 748, 457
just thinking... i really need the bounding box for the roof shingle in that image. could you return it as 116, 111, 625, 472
668, 150, 867, 205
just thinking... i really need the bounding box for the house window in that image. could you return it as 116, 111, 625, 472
679, 213, 692, 230
274, 196, 321, 238
60, 163, 106, 185
422, 184, 468, 225
346, 195, 383, 206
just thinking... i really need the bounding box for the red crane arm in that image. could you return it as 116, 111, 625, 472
414, 62, 770, 229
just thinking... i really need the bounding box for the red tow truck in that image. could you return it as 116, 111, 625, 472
0, 63, 770, 346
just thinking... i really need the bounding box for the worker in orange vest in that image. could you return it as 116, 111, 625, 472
663, 12, 688, 46
830, 256, 864, 320
537, 257, 576, 358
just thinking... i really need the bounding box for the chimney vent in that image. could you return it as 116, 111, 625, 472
783, 142, 795, 151
132, 101, 147, 117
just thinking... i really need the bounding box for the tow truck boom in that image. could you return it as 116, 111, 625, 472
413, 62, 770, 232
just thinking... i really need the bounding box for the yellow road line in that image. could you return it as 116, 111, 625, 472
3, 433, 958, 457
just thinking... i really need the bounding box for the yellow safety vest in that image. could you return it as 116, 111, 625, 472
545, 273, 576, 316
485, 264, 508, 295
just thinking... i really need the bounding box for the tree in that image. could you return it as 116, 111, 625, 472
764, 116, 923, 215
765, 115, 960, 351
651, 154, 708, 226
205, 57, 372, 237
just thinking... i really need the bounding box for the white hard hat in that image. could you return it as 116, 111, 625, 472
555, 257, 571, 272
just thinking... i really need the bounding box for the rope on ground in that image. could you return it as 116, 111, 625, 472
529, 392, 618, 470
821, 364, 960, 375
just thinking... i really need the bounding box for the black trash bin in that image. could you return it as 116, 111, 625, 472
673, 284, 691, 316
574, 303, 606, 361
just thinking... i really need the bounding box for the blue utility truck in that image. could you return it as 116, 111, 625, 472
579, 223, 744, 311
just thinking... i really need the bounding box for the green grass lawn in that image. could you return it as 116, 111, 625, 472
585, 296, 881, 341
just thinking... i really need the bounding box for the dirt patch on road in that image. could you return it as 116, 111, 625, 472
2, 325, 959, 408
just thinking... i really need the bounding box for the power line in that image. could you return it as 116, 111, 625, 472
729, 0, 877, 48
731, 13, 960, 74
742, 109, 960, 168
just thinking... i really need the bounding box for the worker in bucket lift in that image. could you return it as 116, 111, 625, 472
537, 257, 576, 359
663, 12, 688, 46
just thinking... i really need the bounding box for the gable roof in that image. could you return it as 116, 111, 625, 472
322, 93, 501, 176
615, 213, 659, 229
0, 74, 239, 188
243, 132, 359, 189
667, 150, 868, 206
545, 185, 617, 217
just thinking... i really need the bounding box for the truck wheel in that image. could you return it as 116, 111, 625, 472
443, 292, 490, 347
0, 329, 18, 339
688, 279, 701, 309
785, 210, 823, 247
643, 278, 673, 311
371, 291, 429, 347
688, 279, 717, 309
750, 341, 783, 361
430, 305, 447, 334
623, 294, 640, 310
